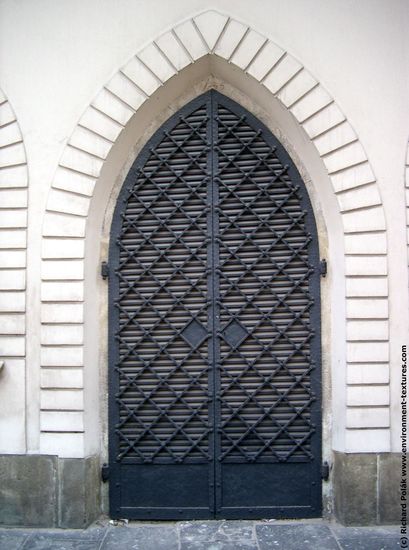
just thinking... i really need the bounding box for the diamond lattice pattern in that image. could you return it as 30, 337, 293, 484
114, 104, 211, 462
216, 105, 315, 462
112, 94, 316, 465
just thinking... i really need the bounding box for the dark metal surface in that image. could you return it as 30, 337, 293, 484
101, 463, 109, 483
101, 261, 109, 280
108, 90, 321, 519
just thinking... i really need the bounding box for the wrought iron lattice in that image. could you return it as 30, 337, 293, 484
215, 104, 316, 463
112, 102, 212, 463
109, 90, 321, 519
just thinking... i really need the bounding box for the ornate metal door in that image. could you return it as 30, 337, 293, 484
108, 91, 321, 520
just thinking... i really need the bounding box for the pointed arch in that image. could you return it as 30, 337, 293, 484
0, 87, 28, 453
39, 10, 389, 457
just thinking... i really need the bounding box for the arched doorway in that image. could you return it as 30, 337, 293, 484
108, 90, 321, 520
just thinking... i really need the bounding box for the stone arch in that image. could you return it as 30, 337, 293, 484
0, 87, 28, 453
39, 10, 389, 457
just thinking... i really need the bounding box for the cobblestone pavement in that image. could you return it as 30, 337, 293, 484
0, 520, 400, 550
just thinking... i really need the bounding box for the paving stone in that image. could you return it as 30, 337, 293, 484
23, 526, 106, 542
179, 520, 254, 542
217, 521, 254, 541
100, 525, 178, 550
330, 525, 400, 550
0, 532, 29, 550
0, 521, 402, 550
180, 542, 258, 550
335, 537, 399, 550
256, 523, 339, 550
20, 535, 99, 550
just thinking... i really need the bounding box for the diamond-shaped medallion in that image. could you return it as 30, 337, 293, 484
181, 319, 207, 349
222, 320, 248, 348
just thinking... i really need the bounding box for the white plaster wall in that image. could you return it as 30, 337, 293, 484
0, 0, 407, 456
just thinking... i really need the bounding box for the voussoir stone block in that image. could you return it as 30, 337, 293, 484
40, 433, 85, 459
0, 101, 16, 127
0, 165, 28, 188
41, 410, 84, 432
40, 367, 83, 388
214, 19, 247, 60
346, 363, 389, 384
347, 384, 389, 406
106, 72, 146, 112
0, 269, 26, 290
290, 86, 332, 123
0, 120, 21, 147
0, 229, 26, 248
40, 388, 84, 410
174, 20, 208, 61
337, 183, 381, 212
344, 232, 387, 254
43, 212, 86, 237
155, 32, 191, 71
346, 277, 387, 298
41, 324, 83, 345
0, 250, 26, 268
302, 102, 345, 139
0, 291, 25, 313
347, 341, 389, 363
0, 142, 25, 168
42, 259, 84, 280
0, 313, 25, 334
59, 146, 103, 179
41, 345, 83, 367
346, 297, 388, 319
313, 120, 357, 156
93, 88, 134, 127
246, 40, 284, 81
122, 57, 161, 96
330, 161, 375, 192
263, 55, 302, 94
139, 42, 176, 80
0, 209, 27, 228
47, 189, 90, 217
69, 128, 112, 162
42, 238, 85, 259
347, 320, 388, 341
323, 141, 367, 174
194, 10, 228, 51
230, 29, 266, 70
346, 407, 389, 429
79, 106, 123, 142
277, 69, 317, 108
41, 303, 84, 323
342, 206, 386, 233
0, 335, 25, 356
345, 256, 387, 276
0, 188, 27, 208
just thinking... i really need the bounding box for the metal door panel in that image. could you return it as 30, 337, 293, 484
109, 90, 321, 519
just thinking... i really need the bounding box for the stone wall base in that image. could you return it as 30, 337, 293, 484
0, 452, 400, 527
333, 451, 400, 525
0, 455, 100, 528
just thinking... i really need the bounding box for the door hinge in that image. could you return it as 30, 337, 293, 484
101, 463, 109, 482
101, 261, 109, 280
321, 461, 330, 481
320, 259, 327, 277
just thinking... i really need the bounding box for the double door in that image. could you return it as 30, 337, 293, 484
108, 91, 321, 519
